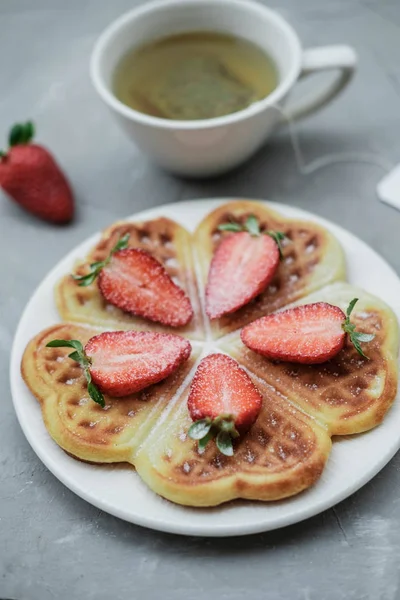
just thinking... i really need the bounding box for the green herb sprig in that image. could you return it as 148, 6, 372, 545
342, 298, 375, 359
46, 339, 105, 407
188, 414, 239, 457
72, 233, 130, 287
218, 214, 287, 258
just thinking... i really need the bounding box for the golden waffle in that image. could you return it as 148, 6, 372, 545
193, 200, 346, 339
224, 283, 399, 435
55, 218, 204, 340
134, 370, 332, 506
22, 323, 200, 463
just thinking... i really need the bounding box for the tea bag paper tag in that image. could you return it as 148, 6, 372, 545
377, 163, 400, 210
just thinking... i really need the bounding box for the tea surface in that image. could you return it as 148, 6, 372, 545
113, 31, 278, 120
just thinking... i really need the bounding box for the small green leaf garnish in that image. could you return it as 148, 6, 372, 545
217, 214, 287, 259
113, 233, 130, 252
245, 215, 260, 237
188, 414, 238, 456
187, 418, 212, 440
46, 339, 83, 351
266, 231, 287, 259
198, 430, 214, 452
45, 338, 104, 407
342, 298, 375, 359
346, 297, 358, 318
353, 332, 375, 343
72, 233, 130, 287
219, 419, 239, 437
72, 271, 98, 287
89, 260, 106, 270
216, 431, 234, 456
87, 382, 105, 407
218, 222, 243, 233
68, 350, 82, 362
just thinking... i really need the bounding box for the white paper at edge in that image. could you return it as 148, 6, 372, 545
377, 163, 400, 210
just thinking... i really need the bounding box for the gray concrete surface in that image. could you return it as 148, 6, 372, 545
1, 0, 400, 598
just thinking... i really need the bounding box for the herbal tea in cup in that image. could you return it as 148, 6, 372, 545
92, 0, 356, 175
113, 31, 278, 121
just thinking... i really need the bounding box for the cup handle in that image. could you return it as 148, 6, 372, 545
282, 45, 357, 122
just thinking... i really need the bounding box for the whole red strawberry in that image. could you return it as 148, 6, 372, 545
0, 121, 74, 223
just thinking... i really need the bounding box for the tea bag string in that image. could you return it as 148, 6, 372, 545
273, 104, 394, 176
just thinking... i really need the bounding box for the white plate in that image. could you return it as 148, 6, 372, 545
10, 199, 400, 537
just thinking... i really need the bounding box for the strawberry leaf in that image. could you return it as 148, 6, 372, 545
353, 332, 375, 343
9, 124, 23, 147
188, 419, 212, 440
23, 121, 35, 144
71, 271, 100, 287
46, 339, 83, 351
46, 338, 104, 408
216, 431, 234, 456
218, 222, 243, 233
90, 261, 106, 270
8, 121, 34, 146
244, 215, 260, 237
342, 298, 375, 359
266, 231, 287, 259
198, 430, 214, 452
349, 334, 368, 360
189, 416, 240, 455
87, 382, 105, 407
219, 419, 239, 438
346, 297, 359, 318
72, 233, 130, 287
112, 233, 130, 253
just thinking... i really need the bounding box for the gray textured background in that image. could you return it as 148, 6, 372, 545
1, 1, 400, 599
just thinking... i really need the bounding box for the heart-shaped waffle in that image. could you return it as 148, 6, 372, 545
194, 200, 346, 338
22, 323, 201, 463
55, 217, 204, 339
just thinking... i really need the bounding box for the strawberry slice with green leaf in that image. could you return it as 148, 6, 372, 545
46, 338, 105, 407
206, 215, 286, 320
47, 331, 191, 403
72, 233, 130, 287
241, 298, 375, 364
187, 354, 262, 456
72, 234, 193, 327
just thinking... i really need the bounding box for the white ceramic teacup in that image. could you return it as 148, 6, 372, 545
91, 0, 357, 177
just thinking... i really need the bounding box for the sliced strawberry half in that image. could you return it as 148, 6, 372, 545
187, 353, 262, 456
85, 330, 191, 397
46, 331, 191, 405
206, 231, 280, 320
98, 248, 193, 327
241, 299, 375, 364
